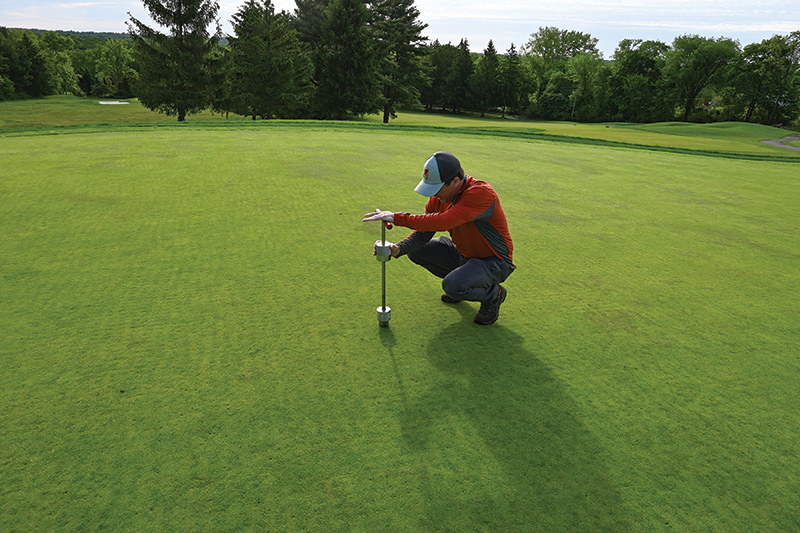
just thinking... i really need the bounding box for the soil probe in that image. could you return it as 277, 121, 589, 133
375, 221, 392, 327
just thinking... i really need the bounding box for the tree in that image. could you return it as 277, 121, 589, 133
523, 26, 599, 103
766, 31, 800, 124
291, 0, 331, 52
128, 0, 223, 121
567, 52, 603, 120
312, 0, 381, 119
40, 32, 80, 96
445, 38, 473, 113
95, 39, 137, 97
0, 30, 52, 98
664, 35, 740, 122
499, 43, 523, 117
370, 0, 429, 123
609, 39, 669, 122
49, 50, 81, 95
227, 0, 312, 119
419, 39, 457, 111
472, 40, 500, 117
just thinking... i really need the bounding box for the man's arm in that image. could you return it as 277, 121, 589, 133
393, 190, 494, 232
396, 230, 435, 257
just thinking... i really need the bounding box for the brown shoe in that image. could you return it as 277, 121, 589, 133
441, 293, 461, 304
474, 285, 507, 325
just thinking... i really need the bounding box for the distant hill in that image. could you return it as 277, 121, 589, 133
21, 29, 131, 40
15, 28, 228, 46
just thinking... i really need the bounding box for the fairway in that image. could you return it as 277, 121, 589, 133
2, 118, 799, 530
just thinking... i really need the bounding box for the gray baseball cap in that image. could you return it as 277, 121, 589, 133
414, 152, 462, 197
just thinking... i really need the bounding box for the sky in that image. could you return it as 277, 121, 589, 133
3, 0, 798, 58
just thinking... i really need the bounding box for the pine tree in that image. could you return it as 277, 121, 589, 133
446, 38, 473, 113
370, 0, 428, 123
291, 0, 331, 52
128, 0, 223, 121
472, 40, 500, 117
313, 0, 381, 119
16, 31, 52, 98
500, 43, 523, 117
228, 0, 312, 119
419, 40, 458, 111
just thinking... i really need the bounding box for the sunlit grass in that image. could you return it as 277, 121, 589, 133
1, 107, 799, 530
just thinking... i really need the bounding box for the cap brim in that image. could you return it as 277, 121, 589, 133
414, 179, 444, 197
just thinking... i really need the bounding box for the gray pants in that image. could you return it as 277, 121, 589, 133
407, 236, 514, 303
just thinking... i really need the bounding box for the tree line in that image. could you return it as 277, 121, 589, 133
2, 0, 799, 126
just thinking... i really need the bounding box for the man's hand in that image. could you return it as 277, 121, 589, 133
362, 209, 394, 225
373, 240, 401, 258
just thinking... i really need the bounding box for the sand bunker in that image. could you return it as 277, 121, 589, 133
99, 101, 130, 105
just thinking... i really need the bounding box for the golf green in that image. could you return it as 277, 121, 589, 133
2, 123, 799, 530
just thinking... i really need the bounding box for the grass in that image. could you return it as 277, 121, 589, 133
4, 96, 800, 161
1, 97, 799, 530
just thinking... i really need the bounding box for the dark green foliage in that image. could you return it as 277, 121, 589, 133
370, 0, 429, 123
471, 40, 500, 117
95, 39, 137, 98
226, 0, 312, 119
291, 0, 332, 52
419, 40, 458, 111
525, 26, 599, 104
609, 39, 670, 123
499, 43, 523, 117
0, 29, 52, 99
566, 52, 603, 121
664, 35, 740, 122
5, 16, 800, 126
312, 0, 381, 119
445, 38, 473, 113
127, 0, 223, 121
729, 32, 800, 125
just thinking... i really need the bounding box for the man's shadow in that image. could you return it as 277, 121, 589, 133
393, 305, 632, 530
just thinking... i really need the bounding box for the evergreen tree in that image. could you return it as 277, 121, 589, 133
445, 38, 473, 113
419, 40, 457, 111
0, 29, 17, 100
313, 0, 381, 119
370, 0, 429, 123
291, 0, 331, 52
228, 0, 312, 119
128, 0, 223, 121
472, 40, 500, 117
499, 43, 523, 117
2, 30, 53, 98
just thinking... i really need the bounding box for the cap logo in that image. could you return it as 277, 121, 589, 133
424, 168, 430, 178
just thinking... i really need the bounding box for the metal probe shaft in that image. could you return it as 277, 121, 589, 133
381, 224, 386, 311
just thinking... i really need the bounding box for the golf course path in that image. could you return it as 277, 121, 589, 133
762, 134, 800, 151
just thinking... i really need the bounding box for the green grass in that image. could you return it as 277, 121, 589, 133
0, 95, 232, 130
4, 96, 799, 162
2, 98, 800, 530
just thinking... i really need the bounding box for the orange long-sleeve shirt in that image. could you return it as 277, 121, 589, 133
393, 176, 514, 266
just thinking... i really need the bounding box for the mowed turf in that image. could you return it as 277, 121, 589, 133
1, 120, 799, 530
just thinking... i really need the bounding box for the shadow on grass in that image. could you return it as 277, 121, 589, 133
387, 306, 632, 530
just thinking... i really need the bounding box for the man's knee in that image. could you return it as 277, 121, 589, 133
441, 273, 468, 299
